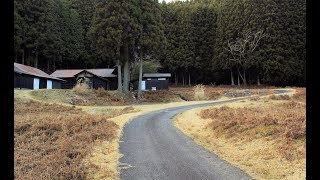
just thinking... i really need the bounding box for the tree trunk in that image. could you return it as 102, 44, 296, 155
257, 74, 261, 86
188, 72, 191, 86
230, 69, 235, 86
138, 54, 143, 98
34, 51, 38, 68
47, 59, 50, 73
182, 73, 185, 86
175, 72, 178, 86
117, 59, 122, 92
21, 49, 25, 64
26, 49, 31, 66
237, 67, 241, 86
123, 44, 130, 93
53, 58, 56, 70
243, 69, 247, 86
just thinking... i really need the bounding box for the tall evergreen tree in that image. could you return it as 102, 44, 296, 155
137, 0, 166, 96
89, 0, 141, 92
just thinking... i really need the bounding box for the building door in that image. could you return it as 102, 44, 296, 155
141, 81, 146, 90
39, 79, 47, 89
47, 80, 53, 89
33, 78, 40, 89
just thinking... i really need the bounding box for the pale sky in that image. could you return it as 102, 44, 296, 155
163, 0, 186, 3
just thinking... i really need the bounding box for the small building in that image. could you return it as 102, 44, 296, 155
134, 73, 171, 91
50, 68, 118, 90
14, 63, 64, 89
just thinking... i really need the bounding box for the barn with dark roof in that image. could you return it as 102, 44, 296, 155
14, 63, 65, 89
50, 68, 118, 90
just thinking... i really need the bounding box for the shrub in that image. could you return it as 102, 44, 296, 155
194, 84, 207, 100
72, 83, 91, 95
269, 94, 291, 100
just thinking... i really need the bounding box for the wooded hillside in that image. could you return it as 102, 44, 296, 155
14, 0, 306, 88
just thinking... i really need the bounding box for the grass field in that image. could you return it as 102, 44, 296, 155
14, 97, 138, 179
174, 88, 306, 179
14, 86, 239, 179
14, 85, 301, 179
15, 85, 276, 106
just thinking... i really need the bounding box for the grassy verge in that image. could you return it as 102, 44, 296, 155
15, 85, 279, 107
14, 97, 137, 179
15, 88, 239, 179
14, 87, 297, 179
174, 88, 305, 180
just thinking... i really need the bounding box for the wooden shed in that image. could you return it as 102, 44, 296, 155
14, 63, 64, 89
134, 73, 171, 91
50, 68, 118, 90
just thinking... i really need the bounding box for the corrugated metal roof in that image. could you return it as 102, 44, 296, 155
143, 73, 171, 78
50, 70, 83, 78
87, 69, 117, 77
51, 69, 117, 78
14, 63, 64, 81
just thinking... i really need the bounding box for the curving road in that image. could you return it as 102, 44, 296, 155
119, 90, 292, 180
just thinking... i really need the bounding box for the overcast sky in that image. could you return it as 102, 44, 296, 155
163, 0, 186, 3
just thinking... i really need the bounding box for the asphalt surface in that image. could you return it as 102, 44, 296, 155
119, 90, 292, 180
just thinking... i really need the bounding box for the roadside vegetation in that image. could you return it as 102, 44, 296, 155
174, 88, 305, 179
14, 97, 137, 179
19, 85, 278, 106
14, 86, 301, 179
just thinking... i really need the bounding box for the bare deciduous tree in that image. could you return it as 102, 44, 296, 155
226, 30, 265, 86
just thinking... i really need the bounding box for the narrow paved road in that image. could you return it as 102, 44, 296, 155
119, 90, 292, 180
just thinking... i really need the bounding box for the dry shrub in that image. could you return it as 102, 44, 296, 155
95, 87, 109, 97
200, 101, 305, 161
121, 106, 135, 113
250, 97, 260, 101
193, 84, 207, 100
140, 90, 180, 103
269, 94, 291, 100
72, 83, 91, 95
70, 89, 127, 106
169, 85, 273, 101
14, 98, 120, 179
96, 107, 138, 118
292, 88, 306, 103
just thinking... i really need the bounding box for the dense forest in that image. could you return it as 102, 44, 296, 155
14, 0, 306, 90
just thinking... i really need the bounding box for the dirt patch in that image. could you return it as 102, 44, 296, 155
174, 88, 306, 180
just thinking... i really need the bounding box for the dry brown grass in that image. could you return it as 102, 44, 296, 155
200, 102, 305, 160
169, 85, 274, 101
174, 88, 306, 179
72, 83, 91, 95
269, 94, 291, 100
291, 88, 306, 103
169, 86, 220, 101
26, 85, 280, 107
193, 84, 206, 100
14, 97, 136, 180
140, 90, 182, 103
